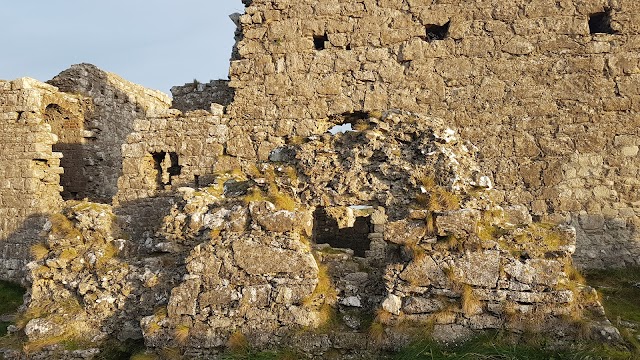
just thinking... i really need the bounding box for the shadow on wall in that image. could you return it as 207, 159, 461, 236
0, 214, 50, 283
47, 63, 170, 204
4, 193, 188, 349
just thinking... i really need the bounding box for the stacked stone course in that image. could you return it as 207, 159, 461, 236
228, 0, 640, 268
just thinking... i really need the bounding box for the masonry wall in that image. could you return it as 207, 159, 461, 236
0, 79, 79, 280
171, 80, 234, 112
48, 64, 172, 203
227, 0, 640, 268
115, 107, 239, 204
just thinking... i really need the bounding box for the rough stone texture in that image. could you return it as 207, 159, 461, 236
228, 0, 640, 268
171, 80, 234, 112
2, 0, 639, 357
11, 114, 615, 358
48, 63, 171, 203
0, 78, 77, 281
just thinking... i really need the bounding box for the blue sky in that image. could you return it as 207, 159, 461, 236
1, 1, 244, 93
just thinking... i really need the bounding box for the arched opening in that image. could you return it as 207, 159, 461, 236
44, 104, 86, 201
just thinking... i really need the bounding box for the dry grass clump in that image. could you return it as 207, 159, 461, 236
425, 212, 436, 236
226, 330, 249, 353
268, 188, 296, 211
29, 243, 49, 260
243, 188, 267, 204
368, 322, 385, 345
415, 177, 460, 211
461, 284, 482, 316
352, 120, 371, 131
369, 308, 394, 345
564, 262, 586, 284
174, 324, 191, 345
49, 213, 81, 239
243, 186, 297, 211
303, 263, 338, 308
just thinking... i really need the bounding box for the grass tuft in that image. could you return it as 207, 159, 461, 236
174, 324, 191, 345
30, 243, 49, 260
226, 330, 249, 353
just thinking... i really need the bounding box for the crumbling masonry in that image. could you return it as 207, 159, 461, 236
0, 0, 638, 357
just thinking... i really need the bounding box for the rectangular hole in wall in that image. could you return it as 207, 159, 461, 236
589, 10, 616, 34
312, 207, 371, 257
424, 21, 450, 41
314, 34, 328, 50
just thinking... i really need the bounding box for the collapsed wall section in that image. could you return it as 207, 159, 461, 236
229, 0, 640, 268
0, 78, 82, 280
170, 80, 234, 112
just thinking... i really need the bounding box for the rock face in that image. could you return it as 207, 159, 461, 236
170, 80, 234, 112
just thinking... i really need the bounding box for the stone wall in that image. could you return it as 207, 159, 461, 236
0, 78, 81, 280
48, 64, 171, 203
14, 113, 617, 358
171, 80, 234, 112
227, 0, 640, 268
115, 106, 236, 205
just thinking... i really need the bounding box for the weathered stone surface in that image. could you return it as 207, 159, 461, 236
249, 201, 301, 233
232, 238, 317, 276
455, 251, 501, 288
403, 296, 444, 314
385, 219, 427, 245
436, 209, 481, 237
399, 255, 447, 287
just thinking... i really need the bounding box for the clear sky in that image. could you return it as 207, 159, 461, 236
1, 1, 244, 94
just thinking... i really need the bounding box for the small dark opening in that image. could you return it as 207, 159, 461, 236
589, 11, 616, 34
312, 208, 371, 257
424, 21, 450, 41
168, 152, 181, 178
194, 175, 200, 188
346, 44, 352, 50
330, 111, 369, 123
314, 34, 328, 50
151, 151, 181, 187
152, 152, 166, 186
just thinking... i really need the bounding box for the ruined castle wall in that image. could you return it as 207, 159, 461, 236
115, 107, 237, 204
228, 0, 640, 268
171, 80, 235, 112
114, 106, 245, 242
48, 64, 172, 203
0, 79, 79, 280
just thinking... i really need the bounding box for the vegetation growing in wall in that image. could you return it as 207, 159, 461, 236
414, 177, 460, 211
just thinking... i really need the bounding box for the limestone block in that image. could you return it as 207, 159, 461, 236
399, 255, 447, 287
232, 238, 317, 276
226, 133, 256, 159
502, 205, 532, 225
455, 251, 500, 288
167, 277, 202, 317
382, 294, 402, 315
403, 296, 444, 314
435, 209, 480, 237
385, 219, 427, 245
199, 288, 235, 308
